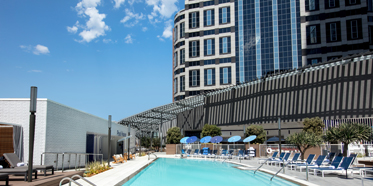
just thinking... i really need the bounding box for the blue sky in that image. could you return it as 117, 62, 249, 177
0, 0, 185, 121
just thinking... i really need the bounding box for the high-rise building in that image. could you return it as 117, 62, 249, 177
173, 0, 373, 101
301, 0, 373, 64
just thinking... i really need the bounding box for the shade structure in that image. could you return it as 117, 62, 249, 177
186, 136, 198, 143
243, 135, 257, 143
210, 136, 223, 143
228, 135, 241, 142
266, 136, 285, 142
180, 137, 189, 144
200, 136, 212, 143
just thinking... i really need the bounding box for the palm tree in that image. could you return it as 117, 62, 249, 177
324, 123, 371, 156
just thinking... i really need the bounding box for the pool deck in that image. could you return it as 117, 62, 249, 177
64, 153, 373, 186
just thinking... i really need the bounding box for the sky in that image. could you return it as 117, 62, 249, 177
0, 0, 185, 121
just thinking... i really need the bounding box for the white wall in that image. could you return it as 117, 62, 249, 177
0, 98, 135, 169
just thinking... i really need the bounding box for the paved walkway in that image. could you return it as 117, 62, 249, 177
65, 153, 373, 186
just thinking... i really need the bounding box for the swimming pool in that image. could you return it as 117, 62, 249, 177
122, 158, 298, 186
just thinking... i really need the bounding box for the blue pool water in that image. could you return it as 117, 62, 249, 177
123, 158, 298, 186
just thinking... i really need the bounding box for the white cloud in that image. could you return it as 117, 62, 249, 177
33, 45, 50, 55
67, 21, 80, 34
142, 27, 148, 32
103, 38, 112, 43
28, 70, 42, 73
157, 35, 164, 41
113, 0, 125, 8
20, 44, 50, 55
161, 20, 172, 39
70, 0, 110, 43
120, 9, 145, 27
146, 0, 178, 19
124, 34, 133, 43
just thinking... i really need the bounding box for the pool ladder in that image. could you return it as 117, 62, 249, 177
254, 159, 270, 174
270, 160, 286, 181
148, 153, 157, 160
59, 175, 96, 186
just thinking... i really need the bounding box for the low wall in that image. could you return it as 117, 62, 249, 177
166, 144, 177, 155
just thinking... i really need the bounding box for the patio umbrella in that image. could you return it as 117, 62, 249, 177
243, 135, 257, 149
186, 136, 198, 143
180, 137, 189, 154
210, 136, 223, 152
266, 136, 285, 143
228, 135, 241, 151
200, 136, 212, 148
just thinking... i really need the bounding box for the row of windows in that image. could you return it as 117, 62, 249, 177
174, 57, 233, 68
174, 67, 232, 94
306, 19, 362, 45
188, 37, 231, 58
189, 7, 231, 29
306, 0, 361, 11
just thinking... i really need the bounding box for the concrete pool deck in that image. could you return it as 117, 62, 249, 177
67, 152, 373, 186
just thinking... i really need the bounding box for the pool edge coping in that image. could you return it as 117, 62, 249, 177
114, 158, 158, 186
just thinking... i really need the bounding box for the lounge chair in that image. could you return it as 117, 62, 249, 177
0, 167, 37, 181
266, 152, 285, 165
309, 156, 354, 177
278, 153, 300, 167
120, 154, 128, 162
295, 155, 326, 172
191, 149, 199, 158
227, 150, 235, 159
0, 173, 9, 186
234, 150, 244, 160
324, 152, 336, 164
258, 151, 279, 164
208, 150, 218, 158
218, 150, 228, 159
309, 155, 343, 177
3, 153, 54, 176
112, 155, 125, 163
272, 153, 291, 166
287, 154, 315, 170
182, 149, 192, 157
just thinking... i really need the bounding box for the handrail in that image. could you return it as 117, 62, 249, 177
270, 160, 286, 181
148, 153, 157, 160
41, 152, 103, 172
254, 158, 270, 174
59, 174, 96, 186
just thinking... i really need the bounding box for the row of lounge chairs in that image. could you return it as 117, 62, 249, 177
261, 151, 363, 178
182, 149, 253, 159
0, 153, 54, 185
112, 153, 136, 164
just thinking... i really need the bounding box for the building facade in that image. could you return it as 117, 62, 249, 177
173, 0, 303, 101
301, 0, 373, 64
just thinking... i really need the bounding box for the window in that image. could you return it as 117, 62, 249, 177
351, 20, 358, 39
180, 22, 185, 38
180, 49, 185, 64
189, 41, 200, 57
306, 0, 319, 11
180, 76, 185, 92
174, 52, 178, 67
370, 26, 373, 44
220, 67, 231, 84
174, 78, 177, 94
346, 0, 360, 6
307, 58, 322, 65
369, 0, 373, 12
204, 39, 215, 56
204, 69, 215, 86
347, 19, 362, 40
189, 12, 199, 29
326, 22, 341, 42
310, 26, 317, 43
330, 23, 337, 41
219, 37, 231, 54
189, 70, 200, 87
204, 10, 214, 26
219, 7, 230, 24
325, 0, 339, 9
307, 25, 320, 44
174, 26, 177, 42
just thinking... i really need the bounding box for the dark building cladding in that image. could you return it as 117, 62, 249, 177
234, 0, 302, 83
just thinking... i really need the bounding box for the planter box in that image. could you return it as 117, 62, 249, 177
166, 144, 177, 155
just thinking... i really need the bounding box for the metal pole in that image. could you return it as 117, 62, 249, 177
127, 124, 131, 160
108, 115, 112, 167
278, 118, 282, 155
28, 86, 37, 182
160, 113, 163, 152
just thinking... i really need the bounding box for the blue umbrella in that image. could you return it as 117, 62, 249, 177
228, 136, 241, 150
266, 136, 285, 142
243, 135, 257, 143
200, 136, 212, 143
210, 136, 223, 152
186, 136, 198, 143
180, 137, 189, 144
